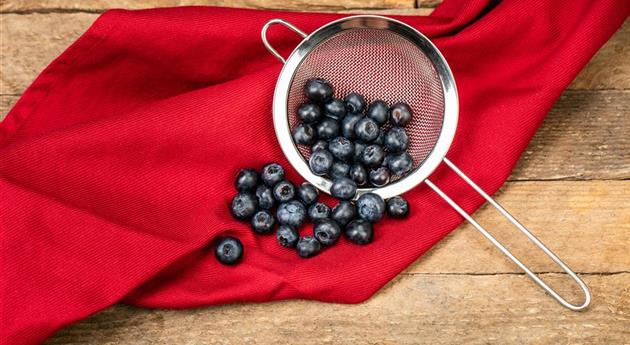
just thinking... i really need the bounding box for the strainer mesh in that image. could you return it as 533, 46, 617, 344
287, 28, 445, 181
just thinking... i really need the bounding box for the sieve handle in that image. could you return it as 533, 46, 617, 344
261, 19, 307, 64
424, 157, 591, 311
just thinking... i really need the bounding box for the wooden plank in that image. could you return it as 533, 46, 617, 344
0, 0, 420, 12
406, 180, 630, 274
338, 8, 433, 15
3, 90, 628, 180
417, 0, 442, 8
45, 273, 630, 345
510, 90, 630, 180
1, 14, 628, 93
0, 95, 15, 121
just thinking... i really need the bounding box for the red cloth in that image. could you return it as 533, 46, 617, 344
1, 1, 628, 343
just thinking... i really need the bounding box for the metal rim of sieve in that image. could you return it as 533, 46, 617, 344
264, 15, 458, 200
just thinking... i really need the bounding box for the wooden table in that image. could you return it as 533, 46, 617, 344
1, 1, 628, 344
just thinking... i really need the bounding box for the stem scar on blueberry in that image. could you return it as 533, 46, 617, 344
214, 236, 243, 265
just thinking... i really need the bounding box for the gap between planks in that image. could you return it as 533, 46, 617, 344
0, 0, 440, 14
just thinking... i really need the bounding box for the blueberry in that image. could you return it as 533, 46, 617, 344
273, 180, 295, 203
356, 192, 385, 223
292, 123, 316, 145
330, 161, 350, 179
261, 163, 285, 187
255, 185, 275, 210
344, 219, 373, 245
361, 144, 385, 168
366, 100, 389, 125
330, 177, 357, 200
304, 78, 333, 103
328, 137, 355, 162
313, 219, 341, 246
388, 152, 414, 176
387, 196, 410, 218
383, 127, 409, 153
309, 149, 333, 176
324, 98, 347, 120
331, 201, 356, 227
277, 200, 307, 228
297, 182, 319, 206
316, 118, 340, 140
297, 103, 322, 123
353, 141, 366, 162
349, 164, 368, 186
341, 114, 362, 140
311, 139, 328, 152
251, 210, 275, 234
308, 202, 331, 222
215, 236, 243, 265
296, 236, 321, 258
345, 92, 366, 114
389, 102, 412, 127
354, 117, 380, 142
369, 166, 391, 187
230, 192, 258, 220
276, 225, 299, 248
235, 168, 259, 192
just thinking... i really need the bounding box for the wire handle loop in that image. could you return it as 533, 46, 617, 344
261, 19, 307, 64
425, 157, 591, 311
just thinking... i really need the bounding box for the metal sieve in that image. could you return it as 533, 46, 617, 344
261, 15, 590, 310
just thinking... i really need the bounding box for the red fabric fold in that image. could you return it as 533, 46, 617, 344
1, 1, 628, 344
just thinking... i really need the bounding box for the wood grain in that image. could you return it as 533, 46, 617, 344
0, 0, 423, 12
2, 5, 629, 345
3, 91, 628, 180
406, 180, 629, 274
0, 14, 628, 94
570, 21, 630, 90
0, 13, 98, 94
509, 90, 630, 180
46, 273, 630, 345
0, 95, 15, 120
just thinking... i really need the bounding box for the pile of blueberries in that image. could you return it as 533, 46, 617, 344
294, 78, 414, 188
213, 78, 417, 265
215, 162, 410, 265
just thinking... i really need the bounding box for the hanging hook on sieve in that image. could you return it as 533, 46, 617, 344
261, 19, 307, 64
425, 158, 591, 311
